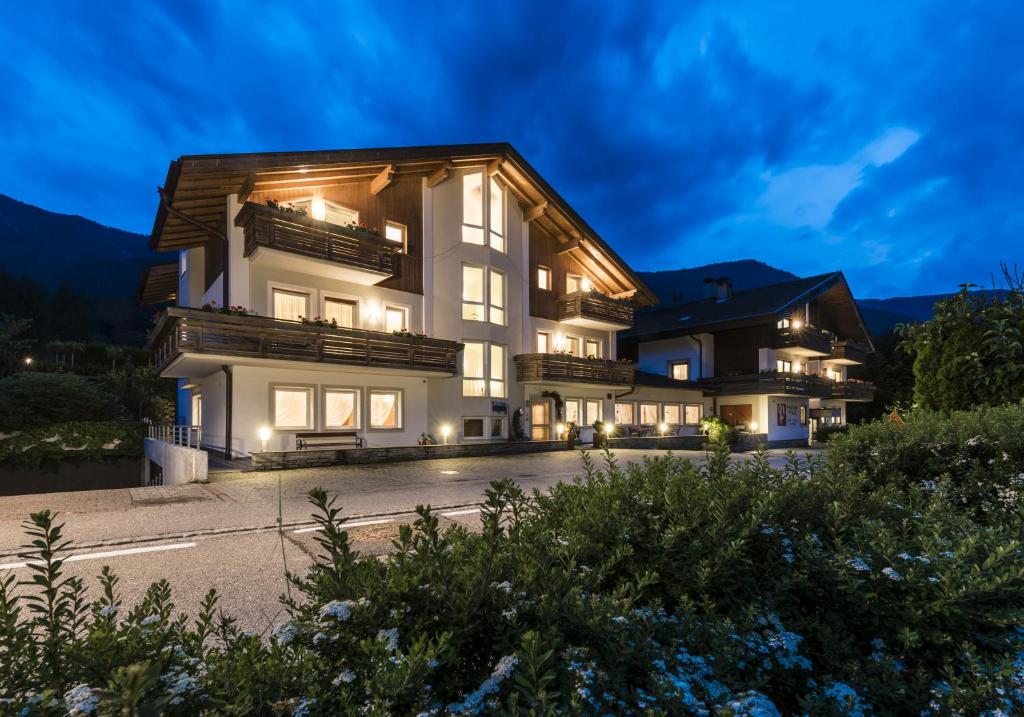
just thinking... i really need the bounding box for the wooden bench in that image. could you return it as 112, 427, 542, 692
294, 431, 365, 450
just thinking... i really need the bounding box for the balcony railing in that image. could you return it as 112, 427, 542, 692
829, 339, 870, 365
236, 202, 398, 280
147, 423, 202, 449
700, 372, 876, 401
830, 379, 876, 401
773, 325, 833, 355
151, 308, 461, 374
556, 291, 634, 329
514, 353, 635, 386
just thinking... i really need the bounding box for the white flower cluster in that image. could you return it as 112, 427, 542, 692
377, 627, 400, 652
64, 684, 98, 715
445, 655, 519, 715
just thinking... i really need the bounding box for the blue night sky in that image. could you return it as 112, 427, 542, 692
0, 1, 1020, 299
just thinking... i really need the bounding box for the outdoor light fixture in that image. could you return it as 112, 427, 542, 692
258, 425, 272, 452
556, 423, 565, 439
311, 197, 327, 221
441, 423, 452, 444
750, 422, 759, 432
658, 422, 668, 436
791, 319, 804, 329
604, 423, 614, 434
22, 356, 32, 366
581, 277, 592, 292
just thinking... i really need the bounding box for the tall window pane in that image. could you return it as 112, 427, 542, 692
462, 265, 485, 321
325, 298, 356, 328
663, 404, 680, 424
489, 344, 505, 398
325, 389, 358, 429
640, 403, 659, 425
615, 402, 634, 425
489, 177, 504, 251
385, 306, 407, 333
488, 268, 505, 324
273, 289, 309, 322
585, 399, 602, 423
462, 173, 484, 244
565, 399, 581, 424
463, 341, 485, 396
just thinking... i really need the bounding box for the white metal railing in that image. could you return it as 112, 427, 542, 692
147, 423, 202, 449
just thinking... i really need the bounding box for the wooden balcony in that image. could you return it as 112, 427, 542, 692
556, 291, 634, 330
514, 353, 635, 386
829, 339, 870, 365
699, 372, 835, 398
151, 308, 460, 376
830, 379, 876, 402
773, 325, 833, 356
236, 202, 399, 285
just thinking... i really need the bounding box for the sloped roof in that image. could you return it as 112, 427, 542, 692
623, 271, 873, 349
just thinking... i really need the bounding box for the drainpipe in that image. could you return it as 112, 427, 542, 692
222, 365, 233, 460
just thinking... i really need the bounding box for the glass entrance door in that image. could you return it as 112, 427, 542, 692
530, 402, 550, 440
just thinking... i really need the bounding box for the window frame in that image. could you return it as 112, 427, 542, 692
777, 358, 793, 374
488, 267, 506, 325
368, 388, 404, 431
663, 403, 681, 425
585, 399, 603, 424
669, 360, 690, 381
384, 220, 407, 252
639, 402, 660, 426
488, 176, 505, 252
489, 343, 506, 398
321, 386, 362, 430
614, 401, 635, 425
461, 172, 485, 245
564, 398, 582, 425
271, 286, 312, 323
536, 330, 551, 353
566, 273, 583, 294
190, 392, 202, 430
462, 340, 487, 397
584, 338, 602, 359
270, 384, 315, 431
323, 296, 359, 328
537, 266, 552, 291
384, 304, 409, 333
684, 404, 702, 426
461, 263, 486, 322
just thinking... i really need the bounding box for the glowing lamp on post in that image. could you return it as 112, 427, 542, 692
555, 423, 565, 440
441, 423, 452, 445
658, 422, 668, 436
23, 356, 33, 366
604, 423, 614, 435
258, 425, 272, 452
750, 421, 759, 433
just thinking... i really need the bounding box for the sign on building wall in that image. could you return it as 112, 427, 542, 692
776, 403, 802, 427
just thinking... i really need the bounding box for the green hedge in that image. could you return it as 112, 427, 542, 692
1, 411, 1023, 714
0, 421, 142, 469
0, 373, 121, 430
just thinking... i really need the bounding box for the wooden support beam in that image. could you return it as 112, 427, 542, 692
486, 158, 503, 176
523, 200, 548, 223
237, 172, 256, 205
557, 237, 582, 254
426, 162, 452, 188
369, 164, 396, 195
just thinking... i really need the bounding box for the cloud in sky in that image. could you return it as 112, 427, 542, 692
0, 0, 1020, 298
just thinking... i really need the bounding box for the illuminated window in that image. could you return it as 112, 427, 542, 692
777, 317, 791, 329
777, 359, 793, 373
585, 339, 601, 358
324, 298, 357, 328
537, 266, 551, 291
585, 399, 603, 423
565, 336, 581, 356
489, 268, 505, 325
324, 389, 359, 429
614, 402, 635, 425
462, 265, 485, 321
462, 173, 484, 245
566, 273, 583, 294
489, 177, 504, 252
564, 399, 582, 424
190, 393, 202, 429
489, 344, 506, 398
273, 288, 310, 322
384, 221, 406, 251
536, 331, 551, 353
272, 386, 313, 430
670, 361, 689, 381
385, 306, 408, 333
663, 404, 681, 424
369, 390, 402, 429
640, 403, 659, 425
462, 342, 485, 397
684, 404, 702, 425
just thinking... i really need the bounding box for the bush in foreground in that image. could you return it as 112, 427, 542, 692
1, 439, 1023, 714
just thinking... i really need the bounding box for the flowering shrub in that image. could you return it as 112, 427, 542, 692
2, 435, 1023, 713
830, 401, 1024, 521
199, 301, 249, 316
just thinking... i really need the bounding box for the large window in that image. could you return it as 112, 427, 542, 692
489, 177, 504, 252
325, 298, 357, 328
536, 331, 551, 353
462, 265, 485, 321
777, 359, 793, 374
537, 266, 551, 291
684, 404, 702, 425
273, 288, 310, 322
614, 402, 635, 425
369, 390, 402, 429
462, 173, 485, 245
585, 338, 601, 359
384, 305, 408, 333
384, 221, 406, 251
639, 402, 659, 425
663, 404, 681, 424
463, 341, 505, 397
585, 399, 603, 424
272, 386, 313, 430
324, 388, 359, 429
489, 268, 505, 325
564, 399, 582, 424
670, 361, 690, 381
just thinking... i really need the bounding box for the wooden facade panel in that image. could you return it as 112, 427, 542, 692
713, 325, 774, 376
251, 177, 423, 295
528, 224, 601, 320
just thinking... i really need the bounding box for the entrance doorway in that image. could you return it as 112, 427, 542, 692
530, 402, 550, 440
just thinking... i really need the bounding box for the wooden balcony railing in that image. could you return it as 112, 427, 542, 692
236, 202, 398, 279
773, 325, 833, 355
699, 372, 836, 398
830, 379, 876, 401
150, 308, 461, 374
514, 353, 635, 386
556, 291, 634, 329
829, 339, 870, 365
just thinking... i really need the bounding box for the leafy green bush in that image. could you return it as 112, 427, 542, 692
0, 374, 121, 430
813, 422, 849, 443
2, 437, 1023, 714
700, 416, 738, 447
830, 402, 1024, 521
0, 422, 142, 468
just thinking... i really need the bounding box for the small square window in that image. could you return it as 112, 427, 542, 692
670, 361, 689, 381
273, 386, 312, 430
684, 405, 702, 425
369, 390, 402, 429
537, 266, 551, 291
663, 404, 681, 424
384, 221, 406, 250
324, 389, 360, 429
566, 274, 583, 294
640, 403, 659, 425
385, 306, 408, 333
463, 418, 485, 438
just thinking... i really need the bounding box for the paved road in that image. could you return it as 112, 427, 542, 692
0, 448, 817, 632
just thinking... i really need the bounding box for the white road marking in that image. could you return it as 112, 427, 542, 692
292, 517, 394, 535
440, 470, 459, 475
442, 508, 481, 517
0, 542, 196, 571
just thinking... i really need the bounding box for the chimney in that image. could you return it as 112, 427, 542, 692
703, 277, 733, 302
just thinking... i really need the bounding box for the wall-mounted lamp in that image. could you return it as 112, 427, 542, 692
440, 423, 452, 445
258, 425, 272, 452
750, 421, 759, 432
581, 277, 593, 292
791, 319, 804, 330
311, 197, 327, 221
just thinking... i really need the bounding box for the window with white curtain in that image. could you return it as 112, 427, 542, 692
614, 402, 634, 425
369, 390, 401, 429
488, 268, 505, 325
324, 298, 357, 328
324, 389, 359, 429
663, 404, 681, 424
566, 274, 583, 294
462, 265, 485, 321
585, 338, 601, 358
463, 341, 486, 396
685, 404, 702, 425
537, 331, 551, 353
273, 289, 310, 322
462, 173, 484, 245
489, 177, 504, 252
385, 306, 408, 333
273, 386, 312, 430
640, 403, 659, 425
564, 399, 581, 424
585, 399, 603, 424
489, 344, 506, 398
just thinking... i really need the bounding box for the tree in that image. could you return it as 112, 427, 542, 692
846, 328, 915, 422
0, 313, 32, 377
898, 268, 1024, 411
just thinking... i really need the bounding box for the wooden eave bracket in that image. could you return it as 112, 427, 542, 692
370, 164, 396, 195
236, 172, 256, 204
426, 162, 452, 188
523, 200, 548, 223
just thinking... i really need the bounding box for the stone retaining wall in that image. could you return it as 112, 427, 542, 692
604, 435, 706, 451
252, 440, 570, 471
